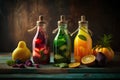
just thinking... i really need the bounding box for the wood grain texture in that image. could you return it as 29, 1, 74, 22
0, 0, 120, 52
0, 53, 120, 79
0, 52, 120, 74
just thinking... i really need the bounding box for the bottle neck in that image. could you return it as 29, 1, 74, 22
58, 23, 68, 32
58, 23, 68, 34
78, 22, 88, 33
58, 24, 67, 29
37, 24, 46, 33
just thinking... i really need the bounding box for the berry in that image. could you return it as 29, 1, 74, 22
18, 64, 25, 68
15, 59, 23, 64
25, 60, 33, 67
12, 64, 19, 68
96, 52, 107, 66
34, 64, 40, 68
12, 64, 25, 68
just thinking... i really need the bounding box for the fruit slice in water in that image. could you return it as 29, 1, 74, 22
59, 45, 67, 50
69, 62, 80, 68
81, 55, 96, 66
54, 54, 64, 59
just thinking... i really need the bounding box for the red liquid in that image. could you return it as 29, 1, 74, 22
32, 27, 50, 64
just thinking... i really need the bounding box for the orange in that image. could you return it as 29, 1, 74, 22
69, 62, 80, 68
91, 46, 100, 56
92, 46, 114, 62
81, 54, 96, 66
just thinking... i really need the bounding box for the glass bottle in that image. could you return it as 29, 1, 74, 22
74, 15, 92, 62
53, 15, 71, 64
32, 15, 50, 64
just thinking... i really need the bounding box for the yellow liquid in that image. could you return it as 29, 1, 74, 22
74, 27, 92, 62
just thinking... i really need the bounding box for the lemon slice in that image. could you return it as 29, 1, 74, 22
69, 62, 80, 68
81, 55, 96, 66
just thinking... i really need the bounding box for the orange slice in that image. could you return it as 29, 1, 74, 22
69, 62, 80, 68
81, 55, 96, 66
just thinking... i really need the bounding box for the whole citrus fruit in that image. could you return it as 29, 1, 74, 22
12, 41, 31, 62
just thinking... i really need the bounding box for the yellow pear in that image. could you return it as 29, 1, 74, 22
12, 41, 31, 62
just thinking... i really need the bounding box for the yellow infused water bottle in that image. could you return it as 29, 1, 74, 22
74, 15, 92, 62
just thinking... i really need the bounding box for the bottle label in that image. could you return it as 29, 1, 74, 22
78, 34, 87, 41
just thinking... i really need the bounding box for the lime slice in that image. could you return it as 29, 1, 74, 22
59, 45, 67, 50
54, 54, 64, 59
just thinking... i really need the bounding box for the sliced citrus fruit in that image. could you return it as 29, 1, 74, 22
54, 54, 64, 59
69, 62, 80, 68
81, 54, 96, 66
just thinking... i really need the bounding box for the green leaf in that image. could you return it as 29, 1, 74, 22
39, 50, 46, 61
6, 60, 15, 66
97, 34, 112, 47
59, 63, 68, 68
40, 50, 44, 55
54, 63, 68, 68
78, 35, 87, 41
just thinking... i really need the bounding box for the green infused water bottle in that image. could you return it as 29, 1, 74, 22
53, 15, 71, 64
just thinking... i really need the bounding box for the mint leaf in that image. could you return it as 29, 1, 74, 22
40, 50, 44, 55
39, 50, 47, 61
78, 35, 87, 41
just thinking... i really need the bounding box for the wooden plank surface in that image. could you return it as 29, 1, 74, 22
0, 52, 120, 74
0, 52, 120, 79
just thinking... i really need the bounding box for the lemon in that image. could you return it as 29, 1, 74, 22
12, 41, 31, 62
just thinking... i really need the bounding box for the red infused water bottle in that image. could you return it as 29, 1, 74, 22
32, 15, 50, 64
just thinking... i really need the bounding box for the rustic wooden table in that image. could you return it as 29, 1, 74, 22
0, 52, 120, 80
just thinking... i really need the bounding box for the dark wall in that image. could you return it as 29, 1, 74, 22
0, 0, 120, 52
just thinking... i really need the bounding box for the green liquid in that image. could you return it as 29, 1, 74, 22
53, 26, 71, 63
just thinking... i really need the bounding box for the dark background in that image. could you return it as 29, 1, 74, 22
0, 0, 120, 52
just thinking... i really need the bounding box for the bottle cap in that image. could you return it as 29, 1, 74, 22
39, 15, 44, 22
37, 15, 45, 26
28, 15, 45, 32
71, 15, 88, 36
78, 15, 88, 24
52, 15, 67, 34
58, 15, 67, 25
